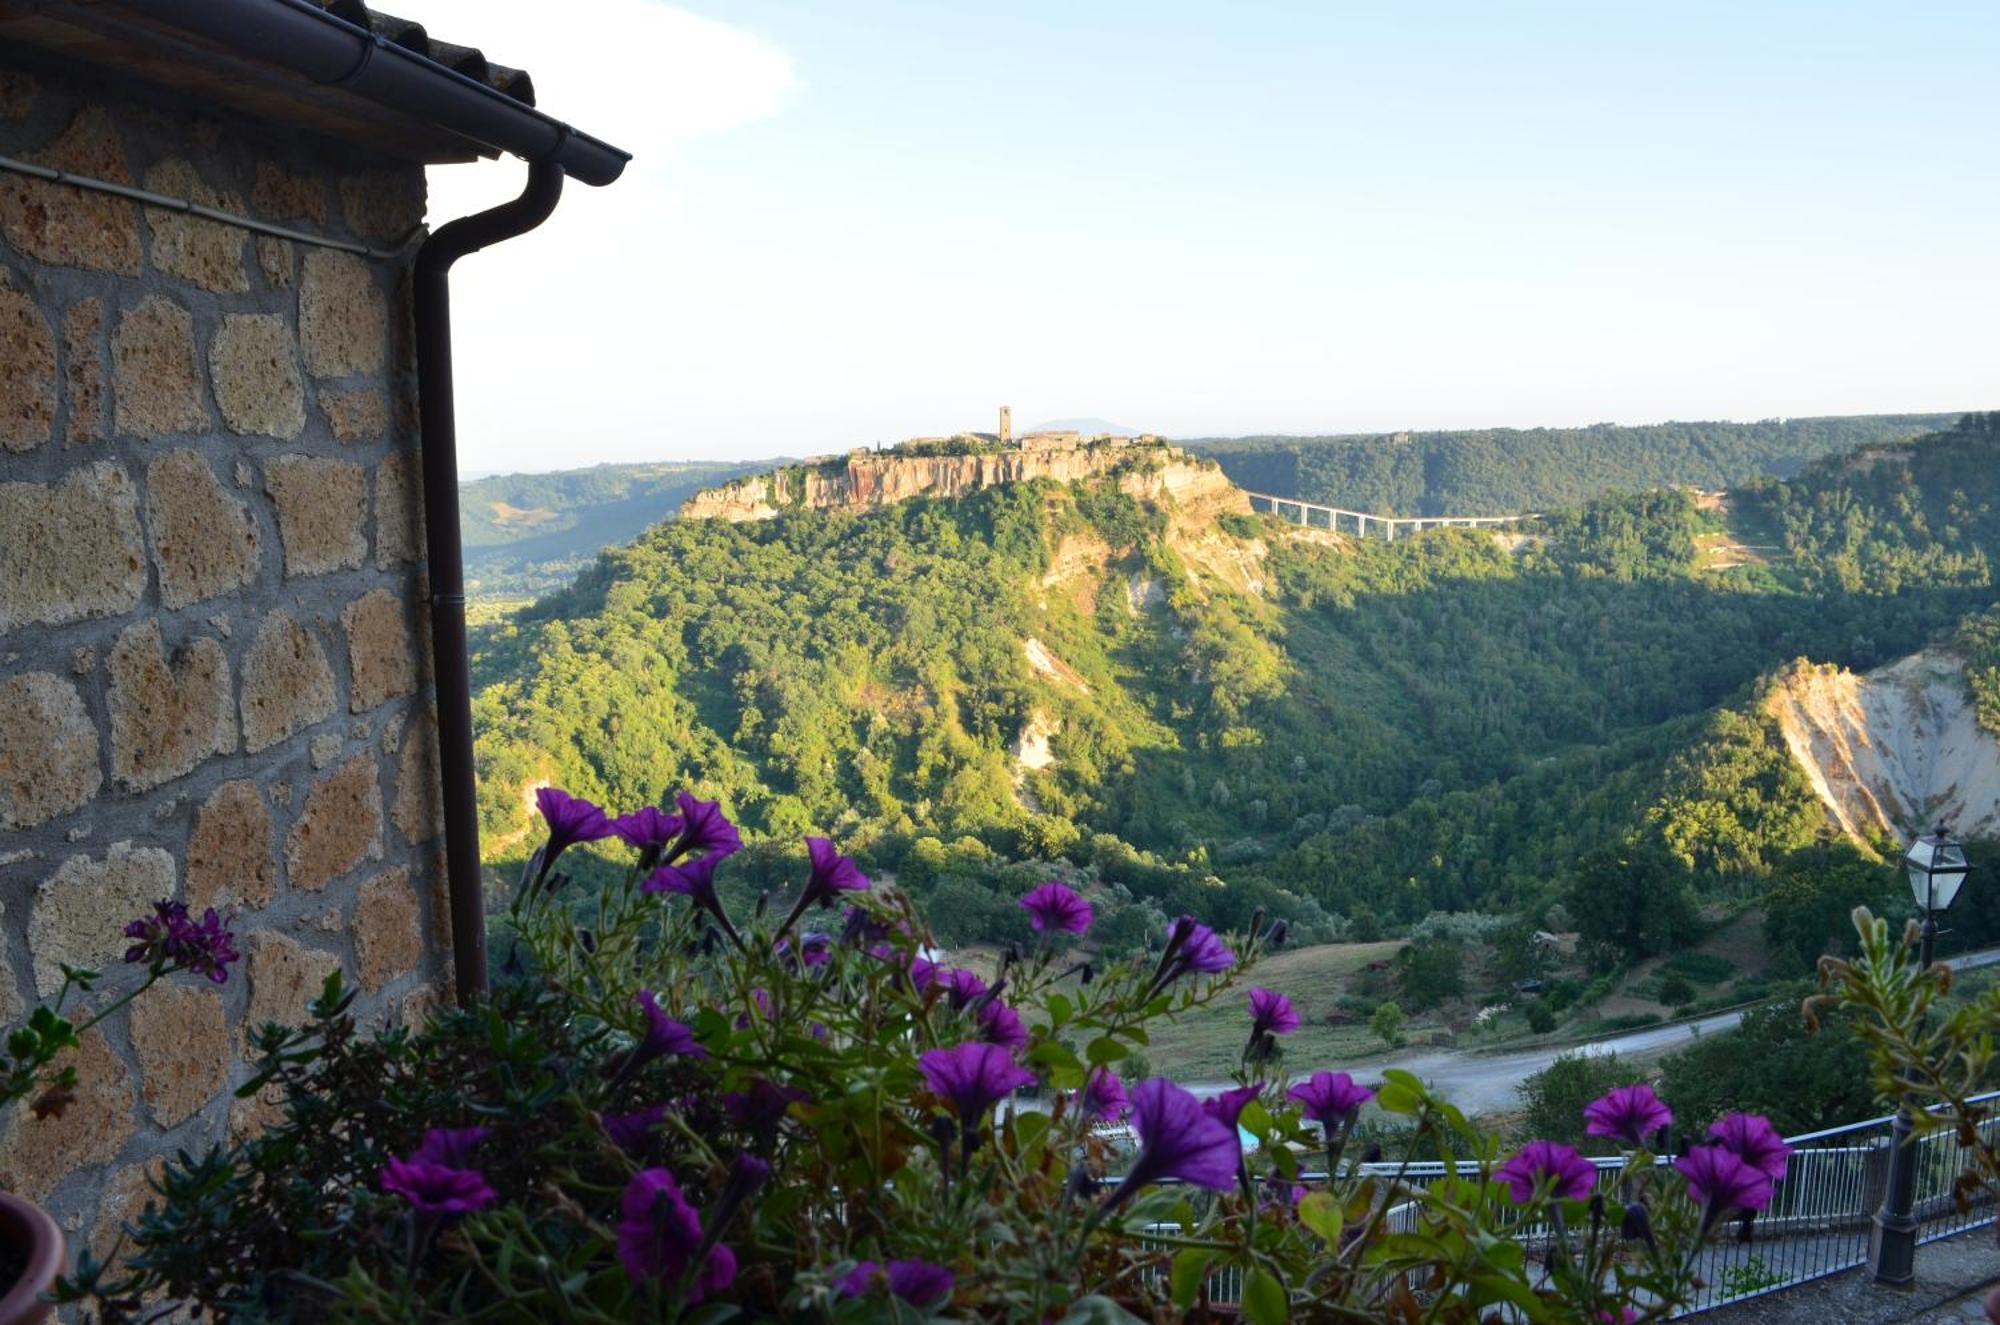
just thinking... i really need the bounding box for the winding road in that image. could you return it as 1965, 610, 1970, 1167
1187, 944, 2000, 1116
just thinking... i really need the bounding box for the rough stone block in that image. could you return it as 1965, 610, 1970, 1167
0, 672, 100, 830
394, 704, 442, 845
107, 621, 234, 793
265, 455, 366, 576
286, 753, 381, 892
376, 447, 426, 567
0, 903, 18, 1028
63, 297, 105, 444
344, 589, 415, 712
256, 235, 295, 289
152, 667, 225, 782
0, 278, 56, 452
251, 161, 327, 225
209, 313, 304, 439
113, 295, 206, 437
0, 107, 141, 274
91, 1159, 166, 1265
320, 385, 386, 442
130, 981, 228, 1128
186, 779, 275, 911
143, 159, 249, 294
28, 843, 176, 995
355, 867, 421, 991
240, 611, 335, 753
299, 250, 386, 378
146, 449, 260, 608
0, 1028, 136, 1202
0, 461, 146, 629
242, 931, 342, 1041
339, 170, 424, 244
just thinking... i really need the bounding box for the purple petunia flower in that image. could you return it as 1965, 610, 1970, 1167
802, 837, 870, 907
937, 967, 987, 1011
908, 955, 940, 993
801, 932, 833, 966
721, 1078, 805, 1139
412, 1126, 490, 1168
1674, 1144, 1775, 1221
919, 1042, 1036, 1123
1289, 1071, 1375, 1131
380, 1156, 496, 1214
976, 1000, 1029, 1051
1706, 1113, 1793, 1183
1076, 1069, 1130, 1122
174, 906, 240, 983
1583, 1084, 1674, 1149
603, 1104, 670, 1156
634, 990, 707, 1065
673, 792, 743, 861
837, 1259, 956, 1307
1019, 882, 1093, 936
644, 851, 724, 903
1106, 1079, 1241, 1206
616, 1168, 736, 1300
611, 805, 685, 852
1154, 916, 1234, 991
1248, 988, 1300, 1038
535, 787, 615, 872
1497, 1139, 1599, 1205
1202, 1083, 1264, 1130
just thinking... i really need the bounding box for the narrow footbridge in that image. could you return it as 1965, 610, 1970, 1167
1245, 492, 1537, 541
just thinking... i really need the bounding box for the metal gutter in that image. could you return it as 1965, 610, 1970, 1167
108, 0, 630, 186
415, 160, 568, 1006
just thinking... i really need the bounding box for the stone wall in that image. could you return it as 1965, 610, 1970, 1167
0, 60, 448, 1246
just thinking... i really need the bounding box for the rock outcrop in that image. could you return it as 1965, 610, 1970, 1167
1765, 650, 2000, 842
680, 437, 1247, 527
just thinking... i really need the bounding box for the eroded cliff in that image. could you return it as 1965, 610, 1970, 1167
1765, 650, 2000, 842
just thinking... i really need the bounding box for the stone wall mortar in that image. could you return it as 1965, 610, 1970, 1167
0, 59, 446, 1240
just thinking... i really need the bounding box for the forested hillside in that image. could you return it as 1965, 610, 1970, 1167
1187, 414, 1959, 516
460, 460, 765, 597
470, 414, 2000, 960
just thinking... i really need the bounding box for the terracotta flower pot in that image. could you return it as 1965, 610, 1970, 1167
1984, 1283, 2000, 1325
0, 1192, 62, 1325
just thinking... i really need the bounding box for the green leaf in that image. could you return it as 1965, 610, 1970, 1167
1046, 992, 1073, 1027
682, 1305, 740, 1325
1243, 1267, 1288, 1325
1375, 1076, 1422, 1115
1297, 1191, 1342, 1243
1170, 1248, 1216, 1311
1239, 1098, 1272, 1138
1013, 1110, 1051, 1155
1085, 1036, 1129, 1067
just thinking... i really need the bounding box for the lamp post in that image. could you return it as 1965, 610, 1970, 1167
1870, 825, 1971, 1286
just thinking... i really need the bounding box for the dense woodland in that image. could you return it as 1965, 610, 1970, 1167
1187, 414, 1958, 516
470, 414, 2000, 966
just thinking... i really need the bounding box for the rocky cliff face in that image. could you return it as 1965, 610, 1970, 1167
679, 440, 1248, 526
1765, 650, 2000, 841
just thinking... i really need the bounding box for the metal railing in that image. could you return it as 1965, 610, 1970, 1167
1141, 1090, 2000, 1316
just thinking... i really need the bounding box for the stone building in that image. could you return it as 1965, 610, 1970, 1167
0, 0, 623, 1251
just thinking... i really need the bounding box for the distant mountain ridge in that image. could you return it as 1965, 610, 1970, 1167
1027, 416, 1145, 437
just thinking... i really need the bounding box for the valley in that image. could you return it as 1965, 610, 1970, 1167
465, 412, 2000, 1112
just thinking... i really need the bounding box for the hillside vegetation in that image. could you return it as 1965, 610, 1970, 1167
1187, 413, 1959, 516
471, 415, 2000, 973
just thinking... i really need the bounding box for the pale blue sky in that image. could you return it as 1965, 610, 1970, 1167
426, 1, 1998, 471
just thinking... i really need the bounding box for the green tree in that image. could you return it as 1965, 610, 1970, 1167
1524, 1000, 1556, 1035
1516, 1052, 1641, 1150
1370, 1000, 1406, 1048
1657, 999, 1877, 1135
1761, 842, 1903, 974
1396, 940, 1465, 1012
1566, 843, 1701, 964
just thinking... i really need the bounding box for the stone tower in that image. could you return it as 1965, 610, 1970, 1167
999, 405, 1012, 445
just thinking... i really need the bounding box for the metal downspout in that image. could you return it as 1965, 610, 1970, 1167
415, 160, 566, 1006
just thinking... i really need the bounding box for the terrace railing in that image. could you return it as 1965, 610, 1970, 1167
1144, 1089, 2000, 1316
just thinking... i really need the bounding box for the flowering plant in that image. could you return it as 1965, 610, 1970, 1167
64, 791, 1789, 1323
3, 900, 238, 1121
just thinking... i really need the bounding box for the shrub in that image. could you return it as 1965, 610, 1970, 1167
1370, 1000, 1407, 1048
1525, 1000, 1557, 1034
1658, 972, 1696, 1008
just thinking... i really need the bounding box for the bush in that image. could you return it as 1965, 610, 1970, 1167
1370, 999, 1407, 1048
1657, 972, 1696, 1008
1662, 951, 1734, 985
1516, 1052, 1642, 1150
1525, 1000, 1557, 1034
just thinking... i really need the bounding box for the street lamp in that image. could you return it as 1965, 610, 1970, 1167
1871, 824, 1970, 1286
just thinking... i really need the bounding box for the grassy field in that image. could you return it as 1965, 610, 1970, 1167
1138, 941, 1444, 1079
